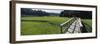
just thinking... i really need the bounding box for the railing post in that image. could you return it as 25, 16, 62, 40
60, 26, 63, 33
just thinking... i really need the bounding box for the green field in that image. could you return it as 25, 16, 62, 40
82, 19, 92, 32
21, 16, 70, 35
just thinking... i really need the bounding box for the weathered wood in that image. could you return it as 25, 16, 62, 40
60, 17, 76, 33
66, 18, 83, 33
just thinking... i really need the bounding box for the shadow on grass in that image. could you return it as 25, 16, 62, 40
81, 21, 92, 33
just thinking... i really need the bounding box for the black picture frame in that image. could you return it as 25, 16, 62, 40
10, 1, 97, 43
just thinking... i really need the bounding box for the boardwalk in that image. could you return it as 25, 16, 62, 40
66, 18, 83, 33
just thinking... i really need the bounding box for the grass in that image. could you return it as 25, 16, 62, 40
82, 19, 92, 32
21, 16, 69, 24
21, 16, 70, 35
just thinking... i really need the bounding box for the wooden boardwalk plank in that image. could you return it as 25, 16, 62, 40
66, 18, 83, 33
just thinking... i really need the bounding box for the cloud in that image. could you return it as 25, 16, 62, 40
32, 9, 63, 13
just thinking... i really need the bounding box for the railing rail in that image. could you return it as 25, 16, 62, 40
60, 17, 77, 33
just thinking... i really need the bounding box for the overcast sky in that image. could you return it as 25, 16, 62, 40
32, 9, 63, 14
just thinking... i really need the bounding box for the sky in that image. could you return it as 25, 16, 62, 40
32, 9, 63, 14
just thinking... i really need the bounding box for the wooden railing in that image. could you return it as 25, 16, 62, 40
60, 17, 77, 33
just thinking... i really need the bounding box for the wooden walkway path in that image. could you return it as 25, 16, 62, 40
66, 18, 83, 33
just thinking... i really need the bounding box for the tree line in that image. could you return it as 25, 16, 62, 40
21, 8, 92, 19
21, 8, 49, 16
60, 10, 92, 19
